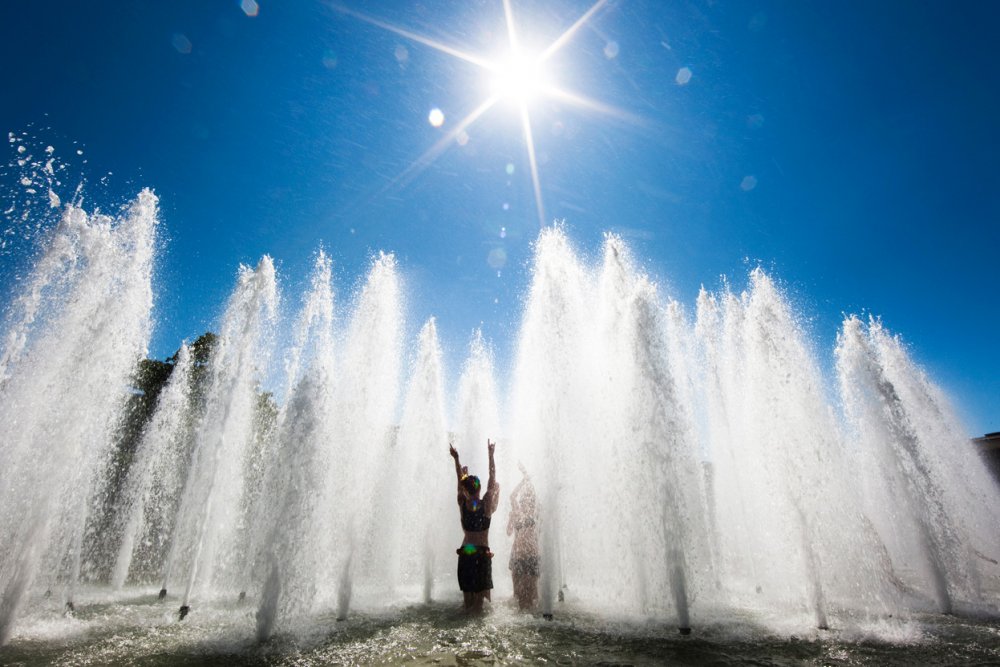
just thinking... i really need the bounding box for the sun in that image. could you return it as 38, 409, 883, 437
490, 52, 549, 105
333, 0, 632, 227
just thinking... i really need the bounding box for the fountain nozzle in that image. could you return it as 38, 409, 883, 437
158, 588, 167, 600
179, 605, 190, 621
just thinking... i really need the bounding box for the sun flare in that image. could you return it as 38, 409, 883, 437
490, 52, 549, 104
334, 0, 624, 227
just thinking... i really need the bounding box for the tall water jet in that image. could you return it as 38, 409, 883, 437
835, 316, 1000, 615
161, 256, 277, 614
254, 251, 336, 641
111, 343, 195, 589
693, 288, 749, 594
0, 190, 158, 644
739, 270, 837, 627
628, 277, 708, 631
664, 298, 722, 593
453, 330, 501, 482
393, 318, 450, 603
323, 252, 402, 618
510, 228, 592, 617
587, 237, 710, 627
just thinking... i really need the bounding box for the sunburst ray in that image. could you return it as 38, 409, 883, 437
336, 0, 635, 228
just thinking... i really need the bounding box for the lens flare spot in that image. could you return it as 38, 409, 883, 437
240, 0, 259, 17
505, 163, 515, 175
675, 67, 692, 85
171, 33, 193, 55
428, 108, 445, 127
603, 41, 620, 59
488, 247, 507, 269
740, 175, 758, 191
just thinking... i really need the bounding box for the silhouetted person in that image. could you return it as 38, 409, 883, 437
450, 440, 498, 612
507, 464, 539, 610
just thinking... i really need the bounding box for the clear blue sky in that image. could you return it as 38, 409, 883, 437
1, 1, 997, 435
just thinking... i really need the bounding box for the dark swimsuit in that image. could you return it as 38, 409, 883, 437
457, 500, 493, 593
461, 501, 491, 532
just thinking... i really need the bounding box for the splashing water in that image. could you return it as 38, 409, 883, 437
0, 198, 998, 655
0, 190, 158, 644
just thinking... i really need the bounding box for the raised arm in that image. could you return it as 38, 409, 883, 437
449, 444, 466, 505
449, 444, 462, 483
486, 439, 499, 514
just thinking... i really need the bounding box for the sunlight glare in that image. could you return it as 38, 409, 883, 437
337, 0, 628, 229
491, 53, 548, 104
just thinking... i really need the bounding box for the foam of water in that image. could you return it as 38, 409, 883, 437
1, 198, 999, 648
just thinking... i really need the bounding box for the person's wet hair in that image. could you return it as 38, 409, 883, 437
462, 474, 481, 495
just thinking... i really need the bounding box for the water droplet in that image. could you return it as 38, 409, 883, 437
172, 33, 193, 55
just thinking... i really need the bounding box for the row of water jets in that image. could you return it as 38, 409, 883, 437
0, 191, 998, 645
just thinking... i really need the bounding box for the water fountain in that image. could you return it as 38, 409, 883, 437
0, 191, 158, 643
1, 191, 999, 663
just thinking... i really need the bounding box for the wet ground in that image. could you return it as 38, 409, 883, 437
2, 592, 1000, 666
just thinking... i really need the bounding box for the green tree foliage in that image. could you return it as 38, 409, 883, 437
85, 332, 219, 581
84, 331, 283, 584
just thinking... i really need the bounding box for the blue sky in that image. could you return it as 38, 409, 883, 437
1, 1, 997, 435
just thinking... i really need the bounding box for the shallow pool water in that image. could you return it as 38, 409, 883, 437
2, 589, 999, 666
